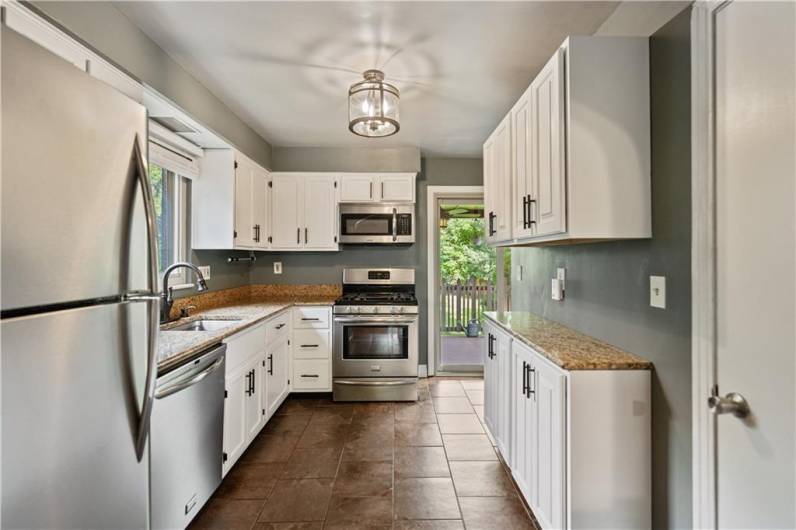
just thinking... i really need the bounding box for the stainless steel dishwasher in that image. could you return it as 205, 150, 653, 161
151, 343, 226, 529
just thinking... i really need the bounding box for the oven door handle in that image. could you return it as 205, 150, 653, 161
334, 379, 416, 386
333, 317, 418, 324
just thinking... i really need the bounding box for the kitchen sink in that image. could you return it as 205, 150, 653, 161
170, 319, 241, 332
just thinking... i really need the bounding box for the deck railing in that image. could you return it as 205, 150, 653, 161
440, 279, 496, 333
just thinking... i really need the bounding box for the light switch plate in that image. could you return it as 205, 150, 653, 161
274, 262, 283, 275
197, 265, 211, 280
551, 278, 563, 301
650, 275, 666, 309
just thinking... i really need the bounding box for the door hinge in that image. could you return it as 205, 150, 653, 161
234, 161, 238, 169
262, 409, 265, 415
224, 390, 228, 399
288, 379, 291, 385
234, 230, 237, 239
263, 360, 266, 367
268, 181, 273, 188
268, 236, 272, 243
334, 236, 338, 243
288, 340, 291, 345
334, 181, 338, 188
222, 452, 228, 462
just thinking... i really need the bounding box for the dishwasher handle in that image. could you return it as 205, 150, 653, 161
155, 355, 225, 399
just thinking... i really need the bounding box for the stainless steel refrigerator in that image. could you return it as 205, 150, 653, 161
1, 27, 159, 529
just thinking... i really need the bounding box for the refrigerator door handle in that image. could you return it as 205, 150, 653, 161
126, 134, 161, 463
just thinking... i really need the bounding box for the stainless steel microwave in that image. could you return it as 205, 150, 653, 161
339, 204, 415, 244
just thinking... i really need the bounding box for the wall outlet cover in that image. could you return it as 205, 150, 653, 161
556, 267, 566, 289
650, 275, 666, 309
274, 261, 283, 275
197, 265, 211, 280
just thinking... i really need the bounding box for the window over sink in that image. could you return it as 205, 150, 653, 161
148, 161, 191, 285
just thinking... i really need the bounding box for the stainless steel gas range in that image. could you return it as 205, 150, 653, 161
332, 268, 419, 401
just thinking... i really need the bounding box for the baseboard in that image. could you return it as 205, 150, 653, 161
418, 364, 428, 378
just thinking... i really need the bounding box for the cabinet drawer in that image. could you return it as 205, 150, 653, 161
265, 311, 290, 345
293, 328, 331, 359
292, 360, 331, 391
224, 322, 266, 375
293, 307, 330, 329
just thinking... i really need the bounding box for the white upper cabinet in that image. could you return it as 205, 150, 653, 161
270, 173, 339, 252
339, 173, 416, 203
193, 149, 270, 250
484, 36, 651, 246
484, 114, 512, 245
530, 48, 566, 238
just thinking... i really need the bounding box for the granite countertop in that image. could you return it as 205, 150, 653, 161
157, 296, 337, 373
483, 311, 652, 371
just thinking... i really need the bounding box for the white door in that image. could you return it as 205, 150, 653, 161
251, 169, 270, 250
378, 175, 414, 202
303, 174, 338, 249
492, 114, 512, 242
496, 331, 512, 457
531, 48, 566, 237
340, 175, 376, 202
234, 159, 254, 248
511, 92, 535, 239
710, 2, 796, 527
222, 370, 248, 475
266, 339, 290, 417
483, 326, 497, 436
532, 357, 566, 530
270, 174, 303, 249
243, 358, 262, 442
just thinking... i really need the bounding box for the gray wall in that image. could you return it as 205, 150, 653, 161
31, 1, 273, 169
251, 156, 484, 364
272, 146, 421, 173
510, 9, 692, 529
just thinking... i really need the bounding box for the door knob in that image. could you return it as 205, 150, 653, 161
708, 392, 750, 418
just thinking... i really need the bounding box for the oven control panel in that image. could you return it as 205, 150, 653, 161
334, 305, 419, 315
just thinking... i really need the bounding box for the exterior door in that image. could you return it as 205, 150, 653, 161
710, 2, 796, 527
530, 47, 566, 237
270, 174, 302, 249
303, 174, 338, 249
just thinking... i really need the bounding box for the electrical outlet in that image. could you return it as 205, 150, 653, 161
273, 262, 283, 275
197, 265, 211, 280
551, 278, 564, 301
650, 276, 666, 309
557, 267, 566, 290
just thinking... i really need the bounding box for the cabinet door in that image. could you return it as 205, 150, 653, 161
493, 114, 513, 241
303, 174, 338, 249
511, 92, 535, 239
244, 359, 263, 443
270, 174, 303, 249
251, 168, 270, 250
496, 331, 512, 458
511, 345, 534, 504
530, 48, 566, 237
340, 175, 376, 202
532, 357, 566, 530
378, 175, 414, 202
222, 371, 248, 476
234, 159, 255, 248
483, 135, 497, 244
483, 327, 497, 436
266, 338, 290, 417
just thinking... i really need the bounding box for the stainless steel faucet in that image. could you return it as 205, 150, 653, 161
160, 262, 207, 324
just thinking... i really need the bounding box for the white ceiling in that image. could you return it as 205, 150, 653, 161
117, 1, 620, 157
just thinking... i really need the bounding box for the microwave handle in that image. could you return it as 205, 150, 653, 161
392, 208, 397, 242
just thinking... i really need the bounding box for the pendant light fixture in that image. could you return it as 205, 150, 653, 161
348, 69, 400, 138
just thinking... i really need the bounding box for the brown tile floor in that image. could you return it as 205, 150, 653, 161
189, 377, 538, 530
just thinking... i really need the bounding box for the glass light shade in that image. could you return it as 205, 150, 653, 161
348, 69, 400, 138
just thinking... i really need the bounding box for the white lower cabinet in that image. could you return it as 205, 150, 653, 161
486, 320, 651, 530
265, 337, 290, 417
291, 306, 332, 392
